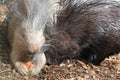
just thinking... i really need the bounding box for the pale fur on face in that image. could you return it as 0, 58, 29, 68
9, 0, 60, 53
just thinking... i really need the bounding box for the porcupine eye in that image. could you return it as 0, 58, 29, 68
22, 33, 25, 38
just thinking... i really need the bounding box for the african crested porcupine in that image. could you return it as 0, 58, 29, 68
8, 0, 58, 75
45, 0, 120, 65
8, 0, 120, 76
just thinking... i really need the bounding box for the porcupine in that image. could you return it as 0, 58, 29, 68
8, 0, 58, 75
45, 0, 120, 65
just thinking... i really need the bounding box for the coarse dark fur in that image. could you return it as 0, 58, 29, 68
45, 0, 120, 65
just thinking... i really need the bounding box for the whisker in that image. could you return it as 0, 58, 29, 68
46, 39, 57, 43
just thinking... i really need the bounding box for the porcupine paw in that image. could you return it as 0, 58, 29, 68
15, 62, 29, 75
29, 64, 42, 76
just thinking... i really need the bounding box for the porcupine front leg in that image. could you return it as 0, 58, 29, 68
29, 52, 46, 75
10, 45, 29, 75
11, 42, 46, 76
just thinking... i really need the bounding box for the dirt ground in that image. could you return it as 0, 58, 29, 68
0, 2, 120, 80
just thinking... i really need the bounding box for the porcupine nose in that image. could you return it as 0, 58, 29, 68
28, 44, 39, 54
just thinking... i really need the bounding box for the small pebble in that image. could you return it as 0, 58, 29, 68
23, 76, 29, 80
60, 63, 66, 67
6, 64, 12, 69
115, 64, 120, 71
84, 74, 90, 79
117, 53, 120, 59
110, 74, 115, 78
67, 64, 73, 67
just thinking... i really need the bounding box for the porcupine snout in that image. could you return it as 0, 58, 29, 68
27, 44, 40, 54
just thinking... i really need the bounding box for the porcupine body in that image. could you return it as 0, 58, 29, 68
45, 0, 120, 65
